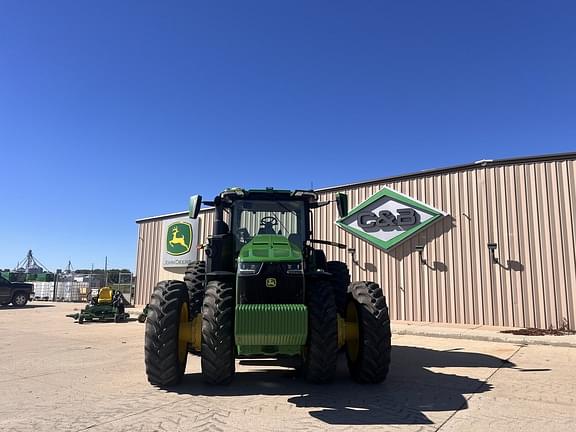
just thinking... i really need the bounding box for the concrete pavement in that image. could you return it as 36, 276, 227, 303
0, 302, 574, 431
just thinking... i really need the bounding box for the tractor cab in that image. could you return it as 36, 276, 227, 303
189, 188, 338, 276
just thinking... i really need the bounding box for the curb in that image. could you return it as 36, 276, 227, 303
392, 327, 576, 348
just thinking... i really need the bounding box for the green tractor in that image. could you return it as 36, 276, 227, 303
144, 188, 391, 386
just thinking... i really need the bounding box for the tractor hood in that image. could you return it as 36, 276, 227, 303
239, 235, 303, 263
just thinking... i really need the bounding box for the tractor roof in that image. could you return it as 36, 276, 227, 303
219, 187, 318, 203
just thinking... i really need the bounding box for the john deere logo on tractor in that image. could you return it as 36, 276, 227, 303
336, 186, 447, 250
166, 222, 192, 256
266, 278, 277, 288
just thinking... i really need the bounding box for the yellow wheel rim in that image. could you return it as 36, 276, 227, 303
178, 302, 189, 367
345, 301, 360, 362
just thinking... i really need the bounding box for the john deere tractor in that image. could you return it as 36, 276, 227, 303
144, 188, 391, 386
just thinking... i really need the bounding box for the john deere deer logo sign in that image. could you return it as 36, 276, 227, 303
336, 186, 447, 250
166, 222, 192, 256
162, 217, 199, 269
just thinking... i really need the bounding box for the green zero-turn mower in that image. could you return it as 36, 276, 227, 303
67, 287, 130, 324
137, 304, 149, 323
144, 188, 391, 386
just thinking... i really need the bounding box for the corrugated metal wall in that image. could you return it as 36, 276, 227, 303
135, 157, 576, 329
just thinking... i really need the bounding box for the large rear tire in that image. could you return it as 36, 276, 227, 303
201, 280, 235, 384
145, 280, 190, 387
345, 281, 391, 384
303, 278, 338, 383
327, 261, 350, 316
184, 261, 206, 317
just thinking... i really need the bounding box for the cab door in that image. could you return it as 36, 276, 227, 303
0, 276, 11, 302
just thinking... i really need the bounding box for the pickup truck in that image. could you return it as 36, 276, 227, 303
0, 275, 34, 307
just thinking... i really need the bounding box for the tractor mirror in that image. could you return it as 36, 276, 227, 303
336, 193, 348, 218
189, 195, 202, 219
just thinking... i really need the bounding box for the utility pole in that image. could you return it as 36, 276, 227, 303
129, 272, 134, 306
104, 256, 108, 286
52, 269, 61, 301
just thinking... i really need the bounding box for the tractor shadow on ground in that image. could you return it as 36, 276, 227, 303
171, 345, 516, 426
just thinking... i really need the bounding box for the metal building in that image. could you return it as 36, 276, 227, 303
135, 153, 576, 330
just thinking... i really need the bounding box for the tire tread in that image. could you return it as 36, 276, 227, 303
201, 280, 235, 384
304, 278, 338, 383
183, 261, 206, 316
347, 281, 391, 384
144, 280, 189, 387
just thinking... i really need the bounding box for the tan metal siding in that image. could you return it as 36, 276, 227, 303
135, 157, 576, 329
315, 158, 576, 329
135, 220, 162, 306
525, 163, 546, 327
559, 161, 576, 327
458, 171, 473, 323
504, 165, 524, 327
546, 162, 564, 328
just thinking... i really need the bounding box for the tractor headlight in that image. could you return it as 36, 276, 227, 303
286, 262, 303, 274
238, 262, 263, 275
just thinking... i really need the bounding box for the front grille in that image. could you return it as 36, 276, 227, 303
237, 263, 304, 304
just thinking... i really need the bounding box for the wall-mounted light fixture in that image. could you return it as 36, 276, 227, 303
487, 242, 499, 264
415, 245, 427, 265
347, 248, 357, 264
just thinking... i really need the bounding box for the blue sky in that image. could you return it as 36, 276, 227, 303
1, 1, 575, 271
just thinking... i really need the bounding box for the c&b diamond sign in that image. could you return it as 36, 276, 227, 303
336, 186, 447, 250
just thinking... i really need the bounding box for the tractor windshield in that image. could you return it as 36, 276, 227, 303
232, 200, 306, 252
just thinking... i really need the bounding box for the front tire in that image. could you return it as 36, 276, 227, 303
201, 280, 235, 384
345, 281, 391, 383
12, 292, 28, 307
145, 280, 190, 387
303, 278, 338, 383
